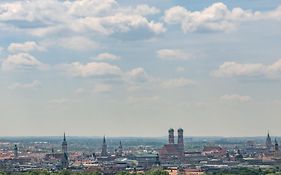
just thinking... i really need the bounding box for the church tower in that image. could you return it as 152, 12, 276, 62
266, 132, 272, 150
177, 128, 184, 156
61, 133, 69, 169
101, 136, 108, 156
168, 128, 175, 144
116, 141, 123, 157
14, 144, 18, 158
275, 138, 279, 156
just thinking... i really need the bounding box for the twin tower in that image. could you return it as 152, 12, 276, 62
168, 128, 184, 145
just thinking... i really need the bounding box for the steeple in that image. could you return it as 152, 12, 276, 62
266, 132, 272, 150
101, 136, 108, 156
117, 140, 123, 157
61, 133, 69, 169
62, 133, 68, 154
103, 135, 106, 144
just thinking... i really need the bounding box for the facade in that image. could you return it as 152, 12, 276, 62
159, 128, 185, 163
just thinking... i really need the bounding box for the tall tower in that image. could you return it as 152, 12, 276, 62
177, 128, 184, 154
117, 141, 123, 157
266, 132, 272, 150
14, 144, 18, 158
101, 136, 108, 156
275, 138, 279, 154
168, 128, 175, 144
61, 133, 69, 169
62, 132, 68, 154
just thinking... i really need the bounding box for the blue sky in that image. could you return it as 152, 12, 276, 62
1, 0, 281, 137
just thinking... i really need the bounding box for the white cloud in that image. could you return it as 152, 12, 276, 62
1, 53, 47, 71
164, 3, 281, 33
0, 1, 165, 37
95, 53, 121, 61
212, 59, 281, 79
8, 80, 41, 90
62, 61, 122, 77
68, 0, 117, 17
127, 67, 148, 82
93, 83, 112, 93
134, 4, 160, 16
75, 14, 165, 35
157, 49, 190, 60
8, 41, 44, 53
161, 78, 194, 88
220, 94, 251, 103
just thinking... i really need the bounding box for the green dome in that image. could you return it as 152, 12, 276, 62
168, 128, 174, 132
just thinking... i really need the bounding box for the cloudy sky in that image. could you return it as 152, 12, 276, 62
1, 0, 281, 137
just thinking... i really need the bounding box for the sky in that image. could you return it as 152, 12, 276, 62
1, 0, 281, 137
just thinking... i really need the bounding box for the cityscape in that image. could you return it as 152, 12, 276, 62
1, 0, 281, 174
1, 130, 281, 174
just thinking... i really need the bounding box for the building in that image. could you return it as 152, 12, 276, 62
116, 141, 123, 157
61, 133, 69, 169
101, 136, 108, 156
13, 144, 18, 159
266, 132, 272, 150
275, 138, 279, 156
159, 128, 185, 163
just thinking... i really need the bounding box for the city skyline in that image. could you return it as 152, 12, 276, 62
1, 0, 281, 137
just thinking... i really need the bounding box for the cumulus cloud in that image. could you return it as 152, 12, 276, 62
0, 0, 165, 37
220, 94, 251, 103
95, 53, 121, 61
157, 49, 190, 60
8, 41, 45, 53
68, 0, 117, 17
212, 59, 281, 79
161, 78, 194, 88
61, 61, 122, 77
127, 67, 148, 82
1, 53, 47, 71
8, 80, 41, 90
74, 14, 165, 35
164, 2, 281, 33
134, 4, 161, 16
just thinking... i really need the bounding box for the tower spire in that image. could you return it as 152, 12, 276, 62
101, 136, 108, 156
63, 132, 66, 141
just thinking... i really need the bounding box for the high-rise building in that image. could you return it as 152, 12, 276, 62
101, 136, 108, 156
61, 133, 69, 169
168, 128, 175, 144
